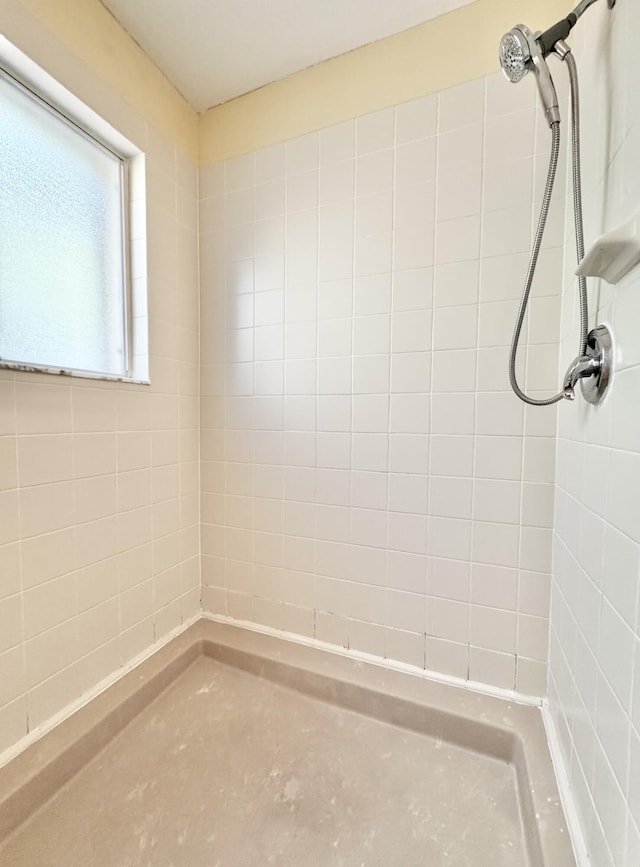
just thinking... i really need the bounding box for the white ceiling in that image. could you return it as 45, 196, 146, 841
100, 0, 475, 111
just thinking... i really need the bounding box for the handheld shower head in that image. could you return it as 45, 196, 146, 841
498, 24, 560, 127
499, 28, 530, 83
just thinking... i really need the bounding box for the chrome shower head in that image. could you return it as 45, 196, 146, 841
499, 27, 531, 83
498, 24, 560, 127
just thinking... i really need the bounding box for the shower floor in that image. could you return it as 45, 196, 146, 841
0, 622, 574, 867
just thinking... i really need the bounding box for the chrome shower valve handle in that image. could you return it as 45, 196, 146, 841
562, 325, 613, 404
562, 356, 601, 400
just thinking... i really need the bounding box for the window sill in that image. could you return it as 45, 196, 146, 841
0, 359, 151, 385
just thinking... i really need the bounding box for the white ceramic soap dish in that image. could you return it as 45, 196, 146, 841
576, 211, 640, 285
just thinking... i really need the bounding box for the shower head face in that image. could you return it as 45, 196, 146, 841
499, 27, 531, 83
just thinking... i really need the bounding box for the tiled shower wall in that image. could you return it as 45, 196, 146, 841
548, 1, 640, 865
200, 72, 566, 696
0, 10, 200, 758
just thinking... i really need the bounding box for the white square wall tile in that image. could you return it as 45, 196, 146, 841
427, 557, 470, 603
485, 71, 535, 118
468, 647, 515, 690
427, 597, 469, 643
607, 450, 640, 543
352, 434, 389, 472
602, 526, 640, 630
353, 395, 389, 432
481, 206, 532, 259
320, 121, 355, 165
433, 305, 478, 351
256, 179, 285, 220
431, 394, 475, 435
391, 311, 432, 354
355, 274, 392, 316
395, 138, 437, 187
286, 170, 318, 212
438, 79, 485, 132
389, 394, 430, 434
471, 563, 518, 610
389, 434, 429, 475
470, 605, 517, 654
396, 94, 438, 144
287, 132, 319, 174
474, 436, 523, 480
473, 479, 521, 525
356, 107, 395, 155
317, 396, 351, 432
430, 435, 474, 478
484, 109, 536, 167
356, 149, 394, 196
483, 158, 533, 213
438, 125, 483, 177
353, 355, 390, 395
388, 550, 428, 594
435, 215, 481, 265
318, 201, 354, 282
286, 211, 318, 286
390, 352, 431, 394
351, 471, 388, 511
392, 268, 433, 312
431, 350, 476, 393
472, 521, 519, 568
319, 279, 353, 321
318, 358, 352, 395
427, 517, 471, 561
354, 316, 390, 356
351, 508, 388, 549
476, 394, 524, 437
429, 477, 473, 520
320, 160, 355, 205
388, 473, 429, 514
225, 153, 255, 191
256, 144, 285, 183
434, 260, 479, 308
388, 513, 428, 556
318, 318, 352, 358
437, 170, 482, 222
394, 182, 436, 230
393, 223, 435, 271
356, 191, 393, 238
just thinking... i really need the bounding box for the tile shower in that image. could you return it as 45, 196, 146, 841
1, 0, 639, 864
199, 73, 562, 697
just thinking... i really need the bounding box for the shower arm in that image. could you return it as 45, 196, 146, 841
572, 0, 615, 18
537, 0, 615, 57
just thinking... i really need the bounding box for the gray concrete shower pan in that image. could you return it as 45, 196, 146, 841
0, 620, 575, 866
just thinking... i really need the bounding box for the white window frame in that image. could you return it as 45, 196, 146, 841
0, 36, 149, 384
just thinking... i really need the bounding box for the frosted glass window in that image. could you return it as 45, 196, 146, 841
0, 72, 127, 377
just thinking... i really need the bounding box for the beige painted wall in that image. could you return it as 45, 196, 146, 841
199, 0, 567, 164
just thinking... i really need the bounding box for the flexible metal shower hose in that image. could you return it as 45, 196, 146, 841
508, 50, 588, 406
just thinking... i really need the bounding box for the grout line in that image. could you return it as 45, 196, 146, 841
313, 133, 322, 640
385, 106, 397, 663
